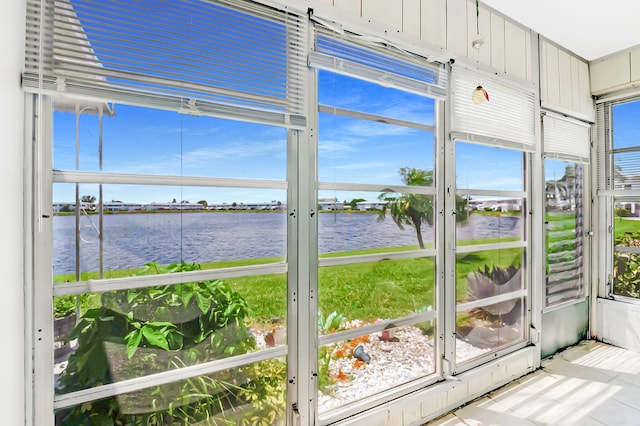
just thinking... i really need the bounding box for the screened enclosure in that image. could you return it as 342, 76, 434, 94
17, 0, 613, 425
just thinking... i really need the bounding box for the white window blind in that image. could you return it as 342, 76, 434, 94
543, 112, 591, 163
24, 0, 307, 128
451, 66, 536, 150
308, 27, 447, 99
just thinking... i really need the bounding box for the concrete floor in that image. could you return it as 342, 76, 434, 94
427, 340, 640, 425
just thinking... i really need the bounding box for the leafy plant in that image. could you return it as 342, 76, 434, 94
317, 311, 347, 392
53, 295, 78, 318
318, 310, 347, 335
56, 260, 285, 425
466, 265, 522, 325
613, 231, 640, 298
413, 305, 434, 336
378, 167, 468, 249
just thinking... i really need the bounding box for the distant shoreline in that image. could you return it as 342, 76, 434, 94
53, 209, 380, 216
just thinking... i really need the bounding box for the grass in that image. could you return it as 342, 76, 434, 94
54, 238, 524, 324
614, 217, 640, 239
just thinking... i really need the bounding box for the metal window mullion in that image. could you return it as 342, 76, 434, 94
456, 289, 527, 312
442, 67, 458, 375
319, 248, 436, 267
317, 181, 436, 195
318, 104, 435, 132
33, 94, 55, 426
318, 311, 437, 346
52, 170, 288, 189
54, 262, 288, 296
456, 188, 526, 198
455, 240, 526, 254
53, 345, 288, 411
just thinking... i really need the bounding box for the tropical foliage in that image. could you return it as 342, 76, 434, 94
56, 261, 286, 425
378, 167, 468, 249
613, 231, 640, 298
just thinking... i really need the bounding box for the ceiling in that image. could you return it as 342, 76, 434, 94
480, 0, 640, 61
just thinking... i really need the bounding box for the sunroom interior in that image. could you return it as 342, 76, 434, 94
5, 0, 640, 425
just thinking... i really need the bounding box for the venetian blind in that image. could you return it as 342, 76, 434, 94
23, 0, 307, 128
451, 66, 536, 150
543, 112, 591, 163
308, 27, 447, 99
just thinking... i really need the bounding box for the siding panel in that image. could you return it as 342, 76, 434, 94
447, 0, 468, 57
504, 21, 527, 80
421, 0, 447, 49
490, 12, 505, 72
362, 0, 402, 32
403, 0, 422, 39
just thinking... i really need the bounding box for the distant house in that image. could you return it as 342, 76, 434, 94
355, 201, 386, 211
103, 201, 143, 212
319, 198, 344, 210
467, 198, 522, 212
52, 202, 97, 212
145, 202, 204, 211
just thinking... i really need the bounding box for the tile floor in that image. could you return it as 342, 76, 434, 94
427, 340, 640, 426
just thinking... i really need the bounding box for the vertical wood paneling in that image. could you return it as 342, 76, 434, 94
490, 12, 505, 72
362, 0, 403, 32
333, 0, 361, 17
466, 0, 476, 58
570, 56, 581, 111
544, 43, 561, 106
465, 0, 491, 67
558, 49, 573, 108
577, 61, 592, 115
476, 4, 492, 67
421, 0, 447, 49
539, 41, 549, 102
446, 0, 468, 57
590, 52, 631, 93
403, 0, 422, 39
525, 31, 532, 82
504, 21, 527, 81
630, 49, 640, 82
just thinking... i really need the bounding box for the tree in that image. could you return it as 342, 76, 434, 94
378, 167, 468, 249
197, 200, 208, 208
350, 198, 366, 210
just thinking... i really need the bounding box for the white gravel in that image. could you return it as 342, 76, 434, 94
317, 325, 490, 413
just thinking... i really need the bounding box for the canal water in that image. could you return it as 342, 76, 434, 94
53, 212, 522, 274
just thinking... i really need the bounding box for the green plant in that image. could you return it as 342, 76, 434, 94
318, 310, 347, 335
317, 311, 347, 392
378, 167, 468, 249
613, 231, 640, 298
53, 295, 78, 318
413, 305, 434, 336
56, 260, 285, 425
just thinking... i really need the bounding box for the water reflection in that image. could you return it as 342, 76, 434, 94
53, 212, 523, 274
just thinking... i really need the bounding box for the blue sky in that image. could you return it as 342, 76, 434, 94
53, 71, 551, 205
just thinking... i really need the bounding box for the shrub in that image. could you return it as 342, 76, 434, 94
56, 261, 285, 425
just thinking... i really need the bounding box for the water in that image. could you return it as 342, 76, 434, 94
53, 212, 522, 274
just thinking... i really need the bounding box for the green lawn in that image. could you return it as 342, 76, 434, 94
614, 218, 640, 239
55, 239, 524, 324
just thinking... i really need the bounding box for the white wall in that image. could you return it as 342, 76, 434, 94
0, 0, 26, 425
315, 0, 533, 82
590, 47, 640, 96
539, 39, 594, 120
313, 0, 593, 122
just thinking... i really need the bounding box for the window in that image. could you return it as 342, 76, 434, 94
601, 99, 640, 299
544, 160, 586, 306
316, 69, 439, 418
51, 103, 290, 425
454, 142, 528, 365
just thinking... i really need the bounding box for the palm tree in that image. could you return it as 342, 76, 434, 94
378, 167, 468, 249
